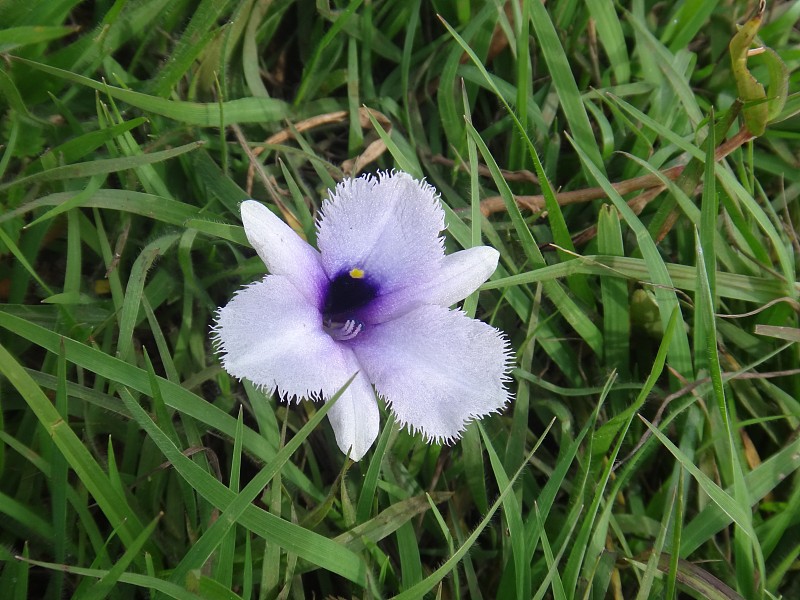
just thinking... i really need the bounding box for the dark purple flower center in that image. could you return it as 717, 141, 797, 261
322, 269, 378, 340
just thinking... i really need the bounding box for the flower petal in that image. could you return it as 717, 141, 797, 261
363, 246, 500, 323
326, 360, 381, 461
352, 305, 512, 442
241, 200, 327, 306
213, 275, 344, 398
317, 171, 445, 294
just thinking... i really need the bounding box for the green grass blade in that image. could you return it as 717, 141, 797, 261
569, 136, 693, 377
13, 57, 291, 126
0, 310, 321, 499
163, 375, 352, 585
0, 343, 146, 551
82, 513, 163, 600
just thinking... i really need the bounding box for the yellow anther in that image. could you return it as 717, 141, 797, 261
349, 268, 365, 279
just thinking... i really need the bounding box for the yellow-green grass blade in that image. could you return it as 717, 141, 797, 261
28, 117, 146, 170
650, 553, 745, 600
0, 25, 79, 51
335, 492, 452, 554
12, 57, 291, 126
481, 253, 791, 304
2, 189, 228, 232
0, 142, 203, 193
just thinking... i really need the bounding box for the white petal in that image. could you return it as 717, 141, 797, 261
325, 360, 381, 461
213, 275, 345, 398
240, 200, 327, 306
352, 305, 512, 442
316, 171, 445, 294
364, 246, 500, 323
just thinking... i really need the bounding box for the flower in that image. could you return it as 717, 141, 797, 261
213, 171, 512, 460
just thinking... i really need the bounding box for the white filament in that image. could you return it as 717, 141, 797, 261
325, 318, 363, 341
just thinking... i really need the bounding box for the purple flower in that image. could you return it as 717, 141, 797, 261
213, 171, 512, 460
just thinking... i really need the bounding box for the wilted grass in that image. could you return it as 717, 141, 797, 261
1, 1, 799, 598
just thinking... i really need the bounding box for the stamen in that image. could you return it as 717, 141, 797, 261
324, 318, 364, 341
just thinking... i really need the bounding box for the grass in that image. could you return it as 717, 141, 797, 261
1, 0, 799, 598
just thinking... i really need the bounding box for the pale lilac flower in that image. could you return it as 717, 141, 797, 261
213, 171, 511, 460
